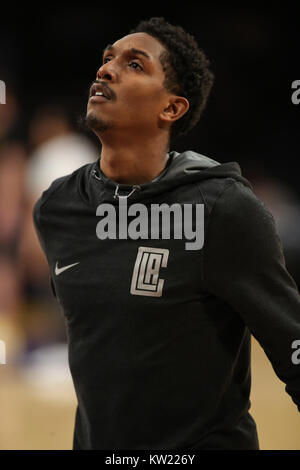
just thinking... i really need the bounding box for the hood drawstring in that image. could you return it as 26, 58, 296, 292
92, 170, 102, 181
92, 169, 141, 200
113, 184, 141, 200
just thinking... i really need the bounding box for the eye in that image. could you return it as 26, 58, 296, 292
129, 61, 142, 70
102, 56, 143, 70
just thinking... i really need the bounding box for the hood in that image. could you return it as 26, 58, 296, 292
84, 150, 253, 205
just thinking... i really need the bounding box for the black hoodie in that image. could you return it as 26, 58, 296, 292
33, 150, 300, 450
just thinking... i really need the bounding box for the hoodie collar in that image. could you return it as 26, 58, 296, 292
84, 150, 253, 206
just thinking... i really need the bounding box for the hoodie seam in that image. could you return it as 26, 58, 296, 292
200, 179, 238, 283
196, 183, 208, 210
35, 165, 92, 252
39, 177, 67, 213
77, 165, 97, 209
36, 177, 69, 258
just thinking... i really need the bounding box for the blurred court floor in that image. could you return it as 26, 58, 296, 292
0, 337, 299, 450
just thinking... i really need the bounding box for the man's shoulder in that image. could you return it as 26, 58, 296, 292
205, 179, 276, 232
194, 174, 255, 217
34, 162, 93, 213
32, 161, 94, 232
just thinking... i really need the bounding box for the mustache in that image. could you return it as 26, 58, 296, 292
88, 80, 115, 100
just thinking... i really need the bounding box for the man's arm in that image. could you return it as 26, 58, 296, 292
202, 180, 300, 410
32, 178, 66, 300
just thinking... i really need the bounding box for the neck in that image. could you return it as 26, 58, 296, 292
98, 134, 170, 185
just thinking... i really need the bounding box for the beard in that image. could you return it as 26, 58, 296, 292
83, 111, 114, 133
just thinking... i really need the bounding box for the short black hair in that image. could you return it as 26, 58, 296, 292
130, 17, 214, 145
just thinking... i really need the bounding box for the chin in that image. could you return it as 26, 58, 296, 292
85, 111, 112, 133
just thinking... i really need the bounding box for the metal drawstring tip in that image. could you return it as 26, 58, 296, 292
113, 185, 120, 199
113, 184, 141, 200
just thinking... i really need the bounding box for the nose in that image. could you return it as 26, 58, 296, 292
96, 61, 117, 82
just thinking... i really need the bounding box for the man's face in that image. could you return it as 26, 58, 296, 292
86, 32, 173, 137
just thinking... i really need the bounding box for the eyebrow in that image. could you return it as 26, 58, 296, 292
102, 44, 152, 61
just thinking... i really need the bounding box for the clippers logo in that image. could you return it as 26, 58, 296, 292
130, 246, 169, 297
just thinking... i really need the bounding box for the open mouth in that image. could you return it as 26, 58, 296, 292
90, 94, 108, 103
93, 91, 109, 99
90, 83, 112, 100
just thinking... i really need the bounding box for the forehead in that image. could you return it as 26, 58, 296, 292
109, 32, 166, 60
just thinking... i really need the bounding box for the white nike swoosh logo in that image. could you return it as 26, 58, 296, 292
55, 261, 80, 276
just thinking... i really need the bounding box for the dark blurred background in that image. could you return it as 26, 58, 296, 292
0, 2, 299, 449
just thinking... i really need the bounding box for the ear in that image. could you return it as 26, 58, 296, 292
159, 96, 189, 125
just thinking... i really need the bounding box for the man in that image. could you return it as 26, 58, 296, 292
33, 17, 300, 450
